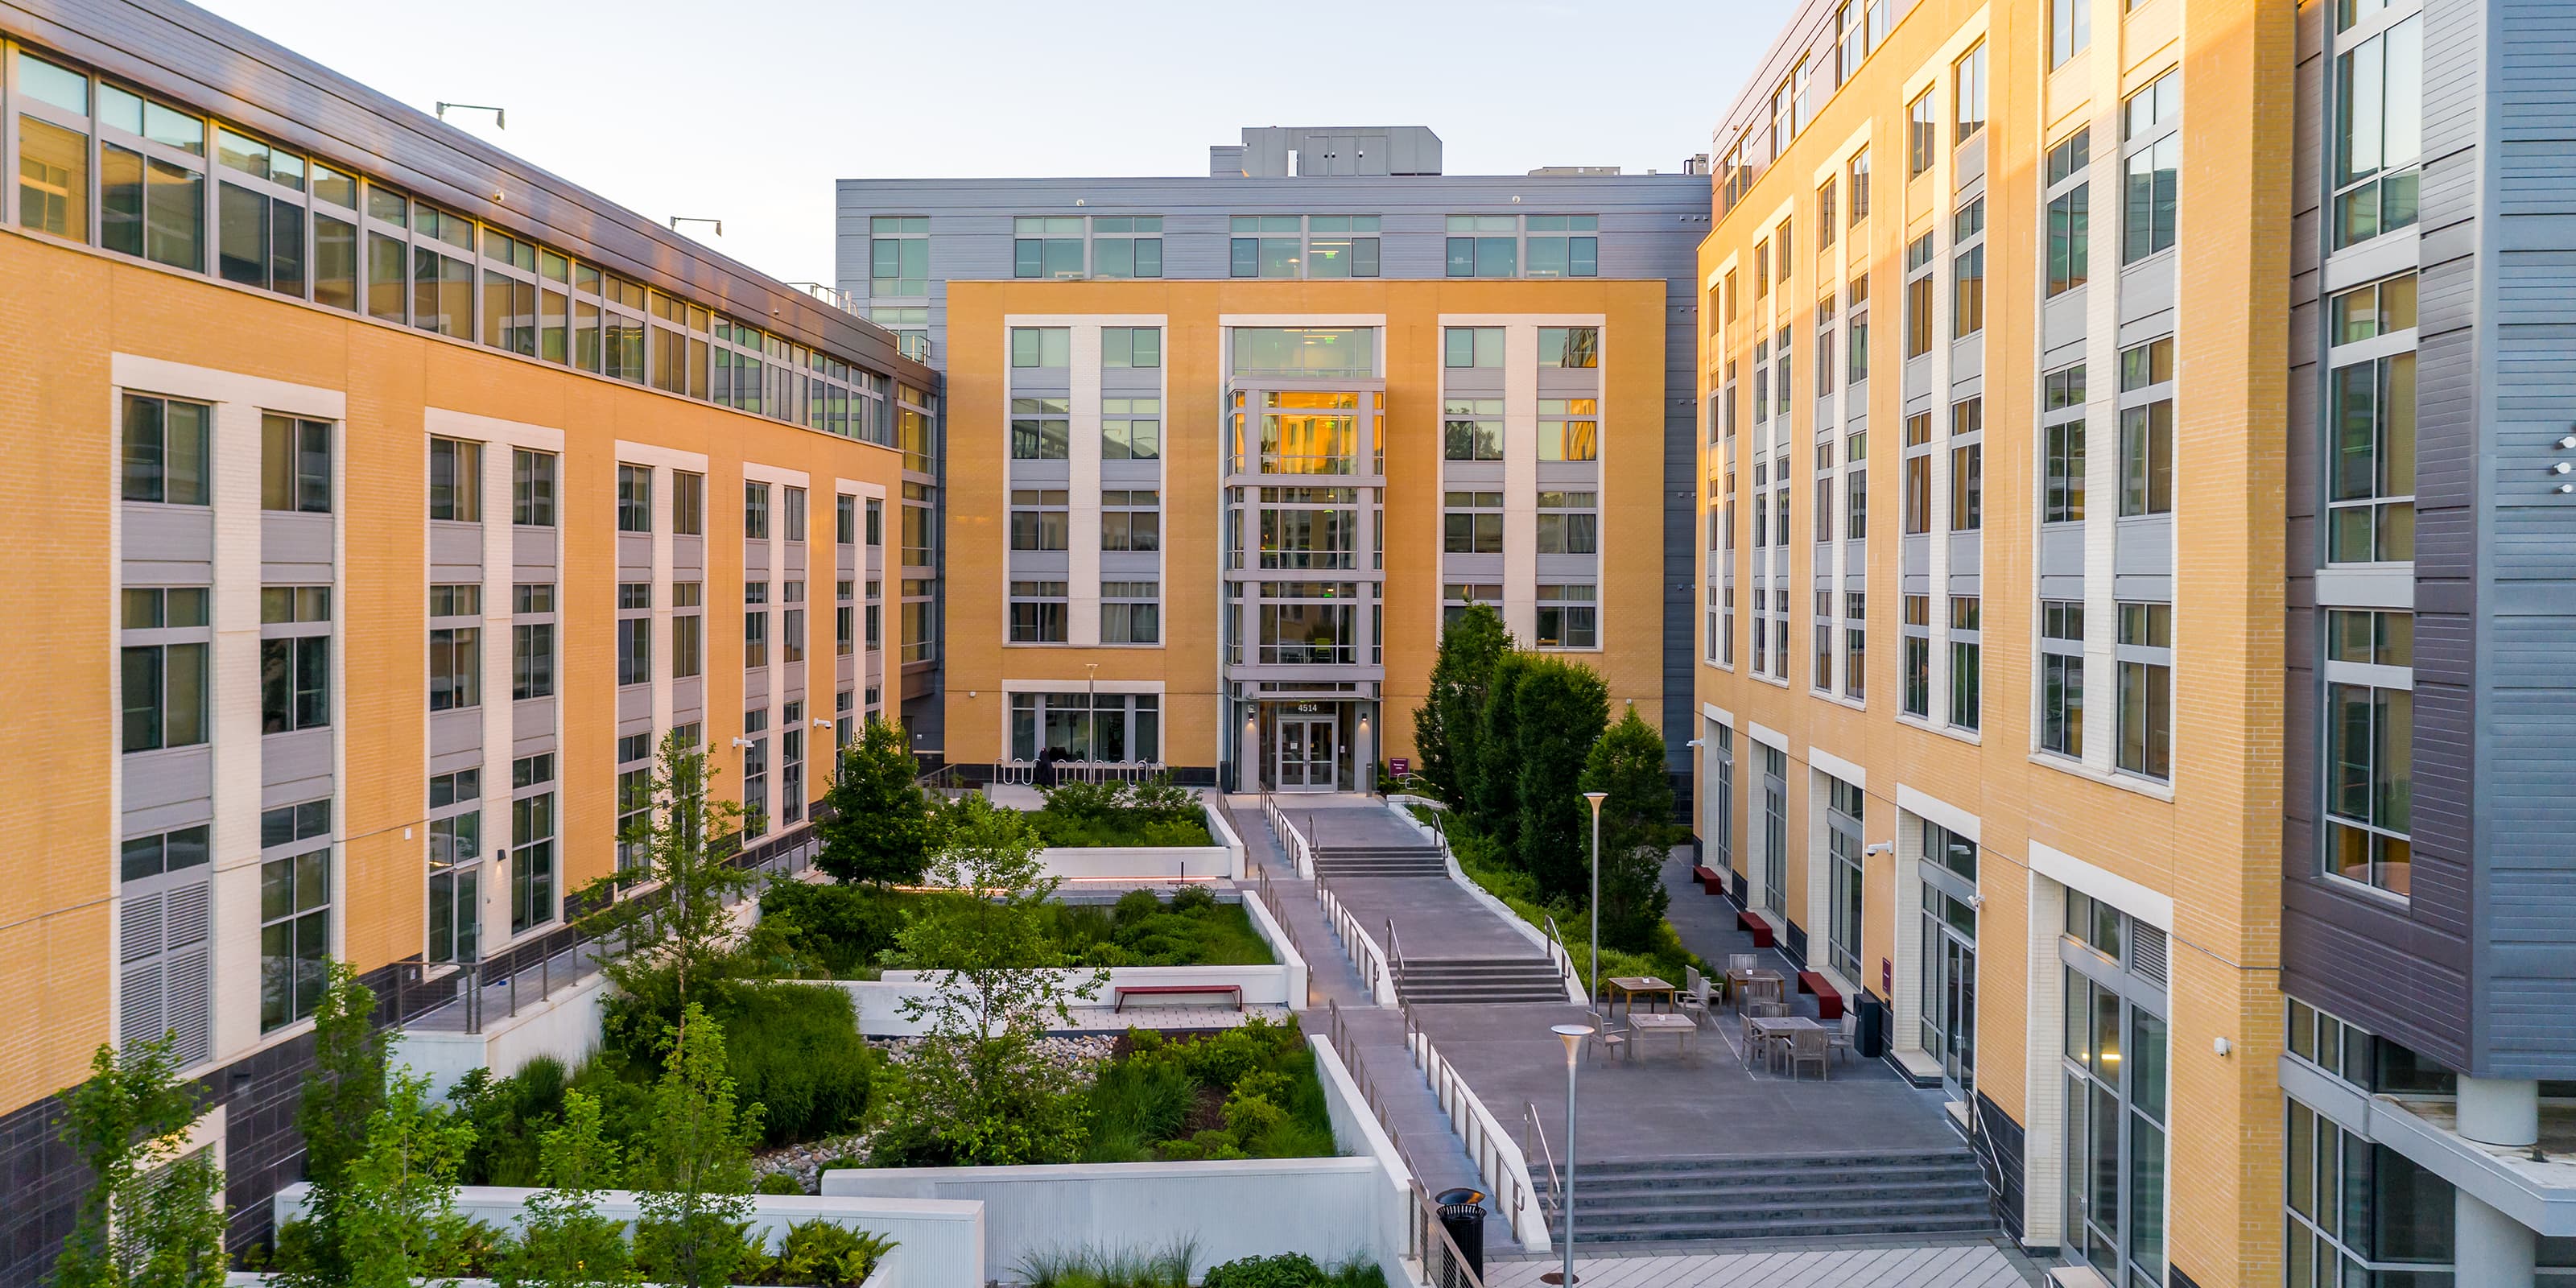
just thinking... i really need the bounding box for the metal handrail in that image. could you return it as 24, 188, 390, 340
1410, 1179, 1488, 1288
1539, 913, 1581, 1002
1316, 872, 1392, 1004
1524, 1102, 1565, 1221
1403, 1002, 1534, 1249
1386, 917, 1404, 982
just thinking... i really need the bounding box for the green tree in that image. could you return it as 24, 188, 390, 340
1469, 652, 1533, 849
1582, 708, 1676, 949
55, 1035, 227, 1288
341, 1071, 478, 1288
1511, 657, 1610, 902
577, 730, 756, 1043
875, 795, 1104, 1165
278, 962, 388, 1288
504, 1090, 639, 1288
1413, 602, 1512, 810
816, 718, 934, 886
632, 1005, 763, 1288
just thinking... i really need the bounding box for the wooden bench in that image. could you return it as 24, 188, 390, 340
1797, 971, 1845, 1021
1690, 865, 1727, 895
1112, 984, 1243, 1013
1736, 910, 1775, 947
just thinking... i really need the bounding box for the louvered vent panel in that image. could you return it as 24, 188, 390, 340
122, 891, 163, 962
2132, 923, 2168, 986
164, 946, 213, 1067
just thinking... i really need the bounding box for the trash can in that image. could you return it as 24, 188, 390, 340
1433, 1187, 1487, 1282
1855, 994, 1889, 1059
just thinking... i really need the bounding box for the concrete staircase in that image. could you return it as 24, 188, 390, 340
1312, 844, 1450, 879
1393, 956, 1571, 1005
1528, 1148, 1998, 1244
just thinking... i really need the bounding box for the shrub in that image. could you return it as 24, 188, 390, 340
1203, 1253, 1323, 1288
718, 985, 875, 1147
756, 881, 906, 978
763, 1220, 895, 1286
1028, 777, 1214, 848
448, 1058, 569, 1187
1020, 1241, 1197, 1288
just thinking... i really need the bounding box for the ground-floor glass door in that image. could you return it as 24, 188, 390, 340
1276, 716, 1337, 791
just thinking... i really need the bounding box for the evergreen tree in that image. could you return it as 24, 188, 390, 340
576, 730, 756, 1042
1412, 603, 1511, 810
815, 718, 934, 886
279, 963, 387, 1288
1582, 708, 1677, 949
632, 1006, 762, 1288
1511, 657, 1611, 902
1470, 652, 1532, 850
55, 1035, 227, 1288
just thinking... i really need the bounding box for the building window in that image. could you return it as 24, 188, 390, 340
1814, 590, 1836, 693
1759, 745, 1788, 917
1009, 691, 1159, 764
1012, 215, 1084, 279
1009, 581, 1069, 643
510, 758, 556, 933
1903, 595, 1930, 719
2285, 1098, 2456, 1282
1904, 234, 1935, 358
616, 464, 652, 532
1443, 583, 1501, 631
1539, 327, 1600, 369
614, 737, 650, 874
1845, 433, 1868, 538
429, 436, 481, 522
783, 487, 807, 543
1847, 275, 1872, 383
1101, 581, 1161, 645
2046, 130, 2093, 296
121, 586, 210, 753
2122, 72, 2182, 262
2323, 608, 2413, 896
1103, 326, 1162, 369
2045, 365, 2087, 523
1443, 326, 1503, 369
781, 700, 806, 824
672, 581, 703, 679
2332, 15, 2423, 249
869, 215, 928, 296
1902, 411, 1934, 535
1088, 216, 1163, 278
2118, 340, 2176, 518
743, 580, 770, 670
1536, 585, 1598, 650
1849, 149, 1872, 223
1525, 216, 1599, 278
2116, 601, 2174, 781
123, 394, 213, 506
1949, 400, 1983, 531
672, 470, 704, 536
2327, 275, 2418, 564
1091, 396, 1161, 462
1948, 595, 1980, 731
427, 584, 481, 712
1306, 216, 1381, 278
1443, 398, 1503, 461
616, 607, 651, 688
2050, 0, 2091, 67
1954, 43, 1987, 142
1100, 489, 1161, 552
1010, 489, 1071, 551
2041, 600, 2085, 758
739, 710, 769, 837
866, 497, 883, 547
1843, 590, 1866, 701
1536, 491, 1600, 555
744, 481, 770, 539
1825, 778, 1864, 982
1010, 326, 1071, 368
1230, 215, 1304, 277
259, 585, 332, 733
1443, 491, 1505, 555
1011, 397, 1071, 460
2061, 916, 2169, 1286
427, 768, 481, 964
1908, 90, 1938, 175
1540, 399, 1600, 462
512, 449, 555, 526
256, 413, 332, 513
836, 580, 857, 657
258, 803, 331, 1031
1951, 232, 1985, 337
1445, 214, 1520, 277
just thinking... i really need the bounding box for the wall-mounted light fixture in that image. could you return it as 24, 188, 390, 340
435, 101, 506, 128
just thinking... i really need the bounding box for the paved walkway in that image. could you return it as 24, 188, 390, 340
1223, 798, 1501, 1252
1488, 1245, 2037, 1288
1283, 797, 1550, 961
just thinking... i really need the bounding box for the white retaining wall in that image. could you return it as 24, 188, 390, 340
807, 964, 1298, 1037
1031, 795, 1245, 886
390, 971, 611, 1099
269, 1183, 985, 1288
1238, 886, 1310, 1013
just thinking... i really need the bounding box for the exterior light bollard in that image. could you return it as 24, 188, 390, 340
1549, 1022, 1594, 1286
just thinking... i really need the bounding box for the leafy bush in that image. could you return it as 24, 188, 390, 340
1027, 777, 1215, 848
720, 985, 875, 1146
1020, 1240, 1197, 1288
1203, 1253, 1323, 1288
755, 881, 910, 979
1081, 1017, 1334, 1164
758, 1220, 895, 1286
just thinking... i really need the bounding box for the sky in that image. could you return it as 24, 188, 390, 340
193, 0, 1796, 288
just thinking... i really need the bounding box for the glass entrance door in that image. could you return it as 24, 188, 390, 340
1275, 716, 1337, 791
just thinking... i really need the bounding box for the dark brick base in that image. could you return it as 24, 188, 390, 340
1975, 1092, 2029, 1245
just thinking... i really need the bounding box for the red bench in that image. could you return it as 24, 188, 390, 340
1691, 865, 1726, 895
1797, 971, 1845, 1021
1113, 984, 1243, 1013
1736, 910, 1774, 947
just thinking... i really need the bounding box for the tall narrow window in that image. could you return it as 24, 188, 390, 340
2122, 72, 2182, 262
2332, 16, 2423, 248
1909, 90, 1938, 175
124, 395, 213, 506
261, 414, 332, 513
514, 450, 556, 526
2322, 609, 2412, 895
1948, 596, 1981, 731
617, 464, 652, 532
2051, 0, 2091, 67
1954, 44, 1988, 142
2116, 602, 2174, 781
429, 436, 481, 522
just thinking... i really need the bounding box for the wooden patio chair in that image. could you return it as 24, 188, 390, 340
1679, 967, 1715, 1028
1787, 1026, 1831, 1081
1825, 1011, 1860, 1065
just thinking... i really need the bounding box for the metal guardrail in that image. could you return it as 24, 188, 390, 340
1524, 1102, 1565, 1224
1402, 1001, 1535, 1249
1540, 912, 1583, 1004
994, 759, 1166, 786
1317, 873, 1394, 1005
1261, 791, 1316, 878
1410, 1179, 1487, 1288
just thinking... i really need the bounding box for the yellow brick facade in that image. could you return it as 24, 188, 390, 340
1694, 0, 2294, 1282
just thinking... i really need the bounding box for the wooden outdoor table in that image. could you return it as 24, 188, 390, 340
1629, 1011, 1698, 1057
1746, 1013, 1823, 1073
1606, 975, 1677, 1020
1728, 968, 1787, 1011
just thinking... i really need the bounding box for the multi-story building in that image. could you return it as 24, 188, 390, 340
939, 279, 1666, 791
1693, 0, 2576, 1283
0, 1, 931, 1276
835, 130, 1710, 783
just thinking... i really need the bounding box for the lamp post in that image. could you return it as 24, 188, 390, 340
1550, 1022, 1593, 1286
1583, 791, 1607, 1006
